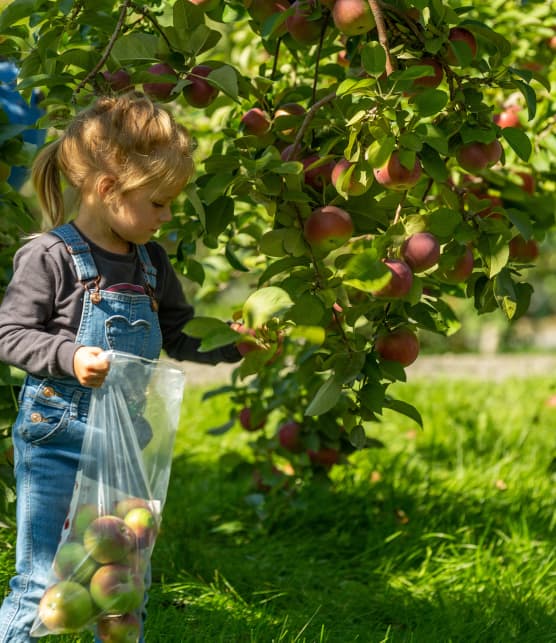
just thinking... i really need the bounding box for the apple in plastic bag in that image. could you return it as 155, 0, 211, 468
84, 516, 135, 564
89, 564, 144, 614
123, 507, 158, 549
38, 580, 93, 633
72, 503, 99, 540
114, 497, 151, 519
53, 541, 98, 583
97, 611, 141, 642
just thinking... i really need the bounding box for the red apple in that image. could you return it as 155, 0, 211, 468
239, 407, 266, 431
84, 516, 135, 564
142, 63, 177, 100
332, 0, 375, 36
439, 245, 474, 282
240, 107, 271, 136
494, 106, 520, 128
182, 65, 218, 108
97, 612, 141, 642
245, 0, 289, 27
286, 0, 325, 45
278, 421, 303, 453
53, 542, 98, 584
456, 140, 502, 173
89, 564, 144, 615
123, 507, 158, 550
445, 27, 477, 66
372, 259, 413, 298
38, 581, 94, 634
273, 102, 305, 140
400, 232, 441, 272
307, 447, 340, 468
303, 205, 354, 255
373, 151, 422, 190
375, 328, 420, 367
509, 235, 539, 262
189, 0, 219, 10
331, 158, 367, 196
102, 69, 132, 92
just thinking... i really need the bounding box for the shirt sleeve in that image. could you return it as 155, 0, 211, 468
150, 243, 241, 365
0, 238, 81, 378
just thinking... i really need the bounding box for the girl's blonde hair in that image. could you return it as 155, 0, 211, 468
32, 91, 195, 228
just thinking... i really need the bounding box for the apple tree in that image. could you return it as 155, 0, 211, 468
0, 0, 555, 496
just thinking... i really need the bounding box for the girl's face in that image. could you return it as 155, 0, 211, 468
107, 183, 183, 247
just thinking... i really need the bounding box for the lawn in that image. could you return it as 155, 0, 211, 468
1, 373, 555, 642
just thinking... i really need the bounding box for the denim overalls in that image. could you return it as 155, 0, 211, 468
0, 224, 161, 642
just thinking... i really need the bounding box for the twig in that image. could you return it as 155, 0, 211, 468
367, 0, 396, 75
283, 91, 337, 160
73, 0, 132, 98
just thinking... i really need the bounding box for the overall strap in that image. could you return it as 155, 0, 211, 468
136, 244, 157, 290
49, 224, 99, 282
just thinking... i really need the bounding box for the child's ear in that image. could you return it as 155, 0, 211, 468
97, 175, 117, 199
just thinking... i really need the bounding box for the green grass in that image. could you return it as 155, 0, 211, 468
1, 375, 556, 642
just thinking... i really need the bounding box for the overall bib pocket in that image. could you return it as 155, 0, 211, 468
105, 315, 152, 355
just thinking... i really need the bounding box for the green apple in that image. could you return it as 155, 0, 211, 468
123, 507, 158, 550
53, 541, 98, 584
89, 564, 144, 615
38, 580, 93, 633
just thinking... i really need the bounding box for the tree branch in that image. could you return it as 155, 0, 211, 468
73, 0, 132, 98
368, 0, 396, 75
283, 91, 337, 161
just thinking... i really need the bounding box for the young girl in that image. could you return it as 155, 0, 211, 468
0, 91, 240, 642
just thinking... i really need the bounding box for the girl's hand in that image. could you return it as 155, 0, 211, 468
73, 346, 110, 387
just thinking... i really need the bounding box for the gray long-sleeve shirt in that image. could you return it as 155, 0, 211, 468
0, 224, 240, 379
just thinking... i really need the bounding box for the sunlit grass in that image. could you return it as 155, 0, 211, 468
1, 375, 555, 642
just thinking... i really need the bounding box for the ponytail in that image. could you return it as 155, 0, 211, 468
31, 139, 65, 228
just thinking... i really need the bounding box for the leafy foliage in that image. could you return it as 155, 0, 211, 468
0, 0, 555, 494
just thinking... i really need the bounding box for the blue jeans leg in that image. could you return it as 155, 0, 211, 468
0, 431, 81, 641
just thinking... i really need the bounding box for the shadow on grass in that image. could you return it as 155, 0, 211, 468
152, 450, 556, 643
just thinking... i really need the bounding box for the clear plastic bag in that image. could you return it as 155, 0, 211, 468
31, 350, 186, 640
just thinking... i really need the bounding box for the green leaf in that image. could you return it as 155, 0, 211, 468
0, 0, 39, 30
428, 207, 461, 239
173, 0, 205, 30
184, 317, 234, 338
305, 375, 342, 416
336, 77, 376, 97
242, 287, 294, 328
289, 325, 326, 345
413, 89, 448, 118
493, 269, 518, 320
511, 79, 537, 120
384, 397, 423, 428
478, 234, 510, 278
343, 250, 390, 292
259, 229, 302, 257
287, 293, 326, 326
360, 42, 386, 76
111, 33, 159, 63
501, 127, 532, 162
225, 243, 249, 272
208, 65, 239, 101
367, 137, 396, 168
349, 425, 367, 450
419, 144, 448, 182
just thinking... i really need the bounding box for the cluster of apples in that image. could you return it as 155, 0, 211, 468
37, 496, 158, 641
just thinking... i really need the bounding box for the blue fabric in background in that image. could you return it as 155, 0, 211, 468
0, 61, 46, 190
